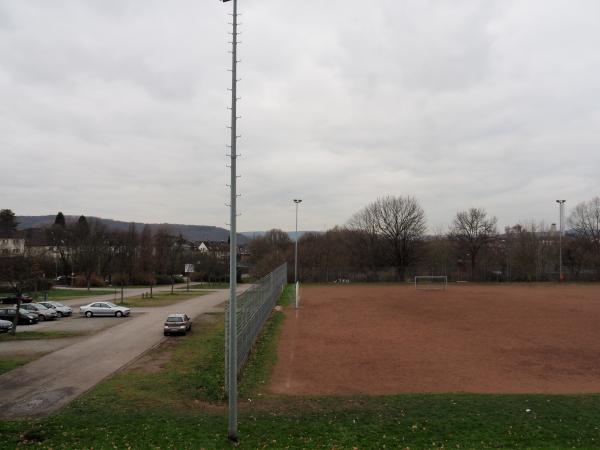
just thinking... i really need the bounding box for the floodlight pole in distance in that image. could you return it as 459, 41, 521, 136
556, 200, 566, 282
222, 0, 239, 442
293, 199, 302, 284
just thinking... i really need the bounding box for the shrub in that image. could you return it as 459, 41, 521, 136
154, 275, 173, 285
129, 273, 156, 285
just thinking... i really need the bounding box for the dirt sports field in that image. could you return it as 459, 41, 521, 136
270, 283, 600, 395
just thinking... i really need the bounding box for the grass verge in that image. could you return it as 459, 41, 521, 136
0, 356, 34, 376
177, 282, 229, 290
0, 330, 83, 341
2, 285, 600, 448
120, 291, 208, 307
27, 289, 114, 300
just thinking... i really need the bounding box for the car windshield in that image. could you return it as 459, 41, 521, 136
18, 309, 30, 315
167, 316, 184, 322
105, 302, 118, 308
53, 302, 66, 307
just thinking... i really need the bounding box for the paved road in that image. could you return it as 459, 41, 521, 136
0, 288, 243, 418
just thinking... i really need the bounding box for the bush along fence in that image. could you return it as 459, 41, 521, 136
224, 263, 287, 389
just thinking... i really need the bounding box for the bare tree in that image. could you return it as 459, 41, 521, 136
248, 229, 292, 278
351, 196, 427, 280
71, 218, 109, 290
569, 197, 600, 275
348, 206, 386, 278
0, 254, 43, 335
449, 207, 497, 280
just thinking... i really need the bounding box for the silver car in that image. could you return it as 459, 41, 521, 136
79, 302, 130, 318
38, 301, 73, 317
0, 319, 12, 333
20, 303, 58, 321
163, 314, 192, 336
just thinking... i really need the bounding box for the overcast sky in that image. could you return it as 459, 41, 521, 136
1, 1, 599, 232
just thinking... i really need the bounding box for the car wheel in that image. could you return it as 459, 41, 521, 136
57, 312, 63, 317
39, 315, 46, 321
115, 311, 123, 318
85, 311, 93, 318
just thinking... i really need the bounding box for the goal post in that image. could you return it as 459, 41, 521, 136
414, 276, 448, 290
295, 281, 300, 308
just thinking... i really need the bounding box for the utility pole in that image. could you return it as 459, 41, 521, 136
293, 199, 302, 284
222, 0, 239, 442
556, 200, 566, 281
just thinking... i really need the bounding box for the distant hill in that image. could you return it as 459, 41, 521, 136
16, 215, 248, 245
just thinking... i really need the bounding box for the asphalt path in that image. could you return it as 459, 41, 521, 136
0, 287, 245, 418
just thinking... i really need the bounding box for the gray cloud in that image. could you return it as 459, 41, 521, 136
0, 0, 599, 232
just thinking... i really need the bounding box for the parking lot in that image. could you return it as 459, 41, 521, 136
0, 286, 249, 418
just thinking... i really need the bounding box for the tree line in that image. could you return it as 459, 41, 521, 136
248, 195, 600, 282
0, 211, 221, 294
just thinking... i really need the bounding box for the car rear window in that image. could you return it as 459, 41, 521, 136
167, 317, 184, 322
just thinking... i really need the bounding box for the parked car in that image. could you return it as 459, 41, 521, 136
54, 275, 70, 285
79, 302, 130, 318
163, 313, 192, 336
37, 301, 72, 317
20, 303, 58, 321
0, 308, 39, 325
0, 295, 33, 305
0, 319, 13, 333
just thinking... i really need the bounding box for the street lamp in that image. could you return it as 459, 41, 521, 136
556, 200, 566, 281
221, 0, 239, 443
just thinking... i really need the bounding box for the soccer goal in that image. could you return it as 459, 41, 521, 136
414, 276, 448, 290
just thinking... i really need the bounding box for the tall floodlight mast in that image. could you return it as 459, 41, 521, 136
221, 0, 239, 442
293, 199, 302, 284
556, 200, 566, 282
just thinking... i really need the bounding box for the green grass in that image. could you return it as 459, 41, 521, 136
177, 282, 229, 290
120, 291, 208, 307
0, 356, 34, 375
0, 330, 83, 341
3, 285, 600, 449
27, 289, 114, 300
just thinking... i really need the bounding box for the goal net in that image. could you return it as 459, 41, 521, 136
414, 276, 448, 290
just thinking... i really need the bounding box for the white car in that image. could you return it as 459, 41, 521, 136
79, 302, 130, 318
38, 301, 73, 317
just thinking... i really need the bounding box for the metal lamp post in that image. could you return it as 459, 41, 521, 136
293, 199, 302, 284
221, 0, 239, 442
556, 200, 566, 281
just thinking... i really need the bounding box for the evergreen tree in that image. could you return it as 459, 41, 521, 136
0, 209, 18, 236
54, 212, 66, 228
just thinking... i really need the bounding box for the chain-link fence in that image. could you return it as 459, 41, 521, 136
225, 263, 287, 384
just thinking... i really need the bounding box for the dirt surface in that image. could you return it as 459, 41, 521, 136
270, 283, 600, 395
